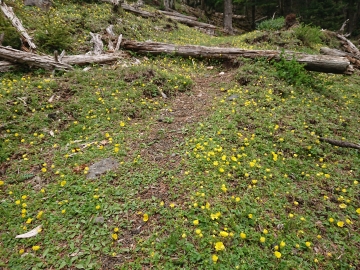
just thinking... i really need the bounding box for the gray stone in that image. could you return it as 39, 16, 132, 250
87, 158, 118, 179
24, 0, 53, 10
93, 216, 105, 224
226, 94, 239, 101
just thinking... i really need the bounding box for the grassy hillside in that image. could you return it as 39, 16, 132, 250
0, 1, 359, 269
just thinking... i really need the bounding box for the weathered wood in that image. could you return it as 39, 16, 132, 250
0, 46, 72, 70
122, 3, 154, 18
336, 34, 360, 56
0, 60, 16, 72
158, 10, 197, 21
338, 19, 349, 34
115, 34, 122, 51
121, 40, 352, 74
62, 52, 126, 65
321, 47, 360, 68
106, 25, 116, 36
320, 137, 360, 150
0, 50, 127, 72
214, 12, 245, 19
0, 0, 36, 50
90, 32, 104, 55
165, 15, 216, 30
59, 50, 65, 62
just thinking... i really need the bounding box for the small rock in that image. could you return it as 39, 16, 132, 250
226, 94, 239, 101
87, 158, 118, 179
93, 216, 105, 224
219, 72, 225, 76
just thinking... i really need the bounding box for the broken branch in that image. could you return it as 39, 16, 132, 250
319, 137, 360, 150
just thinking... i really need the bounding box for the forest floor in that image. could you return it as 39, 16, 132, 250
0, 1, 360, 269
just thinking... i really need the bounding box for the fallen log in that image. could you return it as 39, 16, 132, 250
62, 52, 126, 65
0, 0, 36, 50
158, 10, 197, 21
319, 137, 360, 150
214, 12, 245, 20
320, 47, 360, 68
0, 49, 127, 71
122, 3, 154, 18
103, 0, 216, 32
0, 46, 72, 70
0, 60, 16, 72
121, 40, 352, 74
165, 15, 216, 31
336, 34, 360, 56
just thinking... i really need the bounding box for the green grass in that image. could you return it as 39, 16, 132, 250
1, 1, 359, 269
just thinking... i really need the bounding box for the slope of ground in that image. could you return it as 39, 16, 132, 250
0, 1, 359, 269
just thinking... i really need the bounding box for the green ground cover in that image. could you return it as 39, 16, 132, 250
0, 1, 359, 269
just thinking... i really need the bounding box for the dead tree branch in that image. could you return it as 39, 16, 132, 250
319, 138, 360, 150
0, 0, 36, 50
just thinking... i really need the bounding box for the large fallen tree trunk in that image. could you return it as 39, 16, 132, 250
320, 47, 360, 68
0, 60, 16, 72
0, 0, 36, 51
121, 40, 352, 74
0, 46, 72, 70
0, 48, 127, 71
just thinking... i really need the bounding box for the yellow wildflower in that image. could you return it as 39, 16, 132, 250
32, 246, 40, 251
219, 231, 229, 237
274, 251, 281, 259
212, 254, 218, 263
337, 221, 344, 227
214, 242, 225, 251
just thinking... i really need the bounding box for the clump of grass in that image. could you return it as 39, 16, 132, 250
257, 17, 285, 31
272, 52, 319, 89
294, 23, 324, 47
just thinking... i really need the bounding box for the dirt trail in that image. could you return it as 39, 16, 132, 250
100, 71, 236, 269
132, 70, 236, 169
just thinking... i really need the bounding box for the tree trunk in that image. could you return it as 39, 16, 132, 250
251, 0, 256, 30
223, 0, 233, 34
121, 40, 352, 74
163, 0, 170, 10
169, 0, 175, 10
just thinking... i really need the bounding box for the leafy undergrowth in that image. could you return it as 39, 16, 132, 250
1, 1, 360, 270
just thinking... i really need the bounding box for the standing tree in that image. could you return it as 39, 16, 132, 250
224, 0, 233, 33
163, 0, 175, 10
